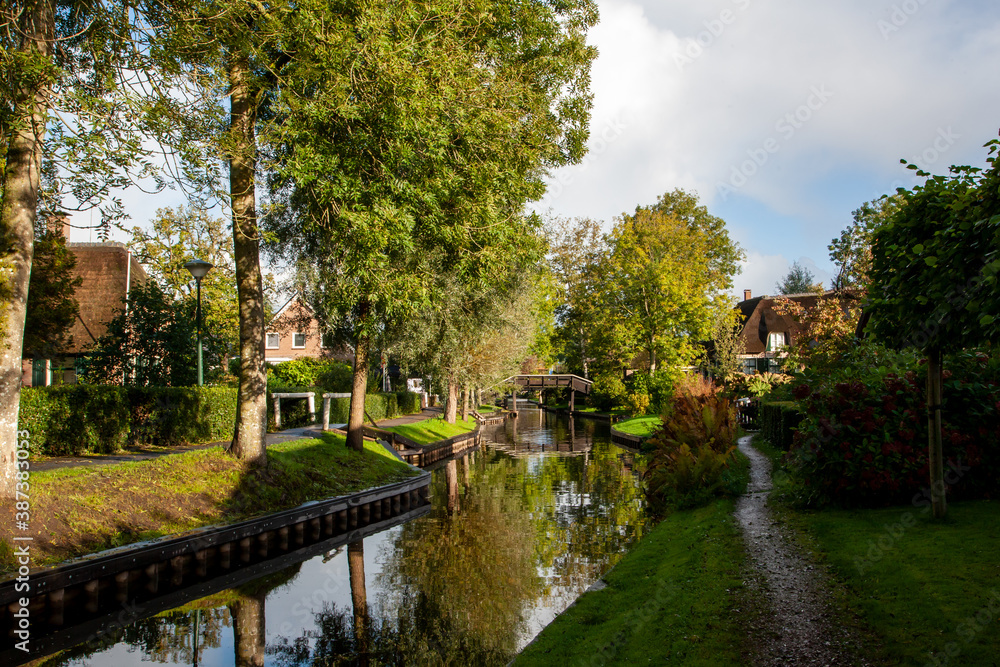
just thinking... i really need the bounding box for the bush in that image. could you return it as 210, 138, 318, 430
18, 386, 237, 456
588, 373, 627, 411
759, 401, 802, 450
789, 348, 1000, 507
644, 383, 738, 510
625, 392, 650, 417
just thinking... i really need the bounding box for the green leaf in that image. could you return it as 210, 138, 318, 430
924, 256, 938, 267
912, 243, 924, 254
980, 315, 995, 326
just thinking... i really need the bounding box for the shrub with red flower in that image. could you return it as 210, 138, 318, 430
788, 346, 1000, 507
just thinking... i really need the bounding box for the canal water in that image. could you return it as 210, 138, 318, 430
46, 407, 650, 666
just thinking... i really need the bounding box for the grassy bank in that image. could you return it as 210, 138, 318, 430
0, 433, 417, 575
515, 499, 746, 666
614, 415, 662, 438
790, 500, 1000, 666
385, 416, 477, 445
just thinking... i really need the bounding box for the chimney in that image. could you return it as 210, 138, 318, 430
46, 211, 71, 240
743, 289, 752, 301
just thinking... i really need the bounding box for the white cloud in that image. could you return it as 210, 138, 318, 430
538, 0, 1000, 270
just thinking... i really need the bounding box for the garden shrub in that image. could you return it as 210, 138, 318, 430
789, 348, 1000, 507
647, 368, 681, 414
18, 386, 237, 455
625, 392, 650, 417
587, 372, 627, 411
644, 383, 738, 510
759, 401, 802, 450
270, 390, 422, 430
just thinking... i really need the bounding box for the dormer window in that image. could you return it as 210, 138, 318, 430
766, 332, 787, 352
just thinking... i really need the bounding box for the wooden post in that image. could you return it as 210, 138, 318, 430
569, 389, 575, 413
927, 347, 946, 518
323, 396, 330, 430
273, 396, 281, 429
511, 388, 517, 411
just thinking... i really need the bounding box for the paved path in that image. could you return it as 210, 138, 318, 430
735, 434, 867, 666
30, 408, 447, 473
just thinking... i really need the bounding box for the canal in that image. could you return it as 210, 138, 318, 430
43, 407, 650, 666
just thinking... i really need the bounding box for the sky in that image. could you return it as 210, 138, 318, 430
78, 0, 1000, 301
532, 0, 1000, 298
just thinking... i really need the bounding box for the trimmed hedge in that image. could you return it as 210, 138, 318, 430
18, 386, 238, 456
760, 401, 803, 450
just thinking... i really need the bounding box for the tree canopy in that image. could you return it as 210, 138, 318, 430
775, 261, 819, 295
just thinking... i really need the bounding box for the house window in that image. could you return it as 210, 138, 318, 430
320, 332, 333, 349
292, 333, 306, 349
766, 332, 787, 352
266, 333, 280, 349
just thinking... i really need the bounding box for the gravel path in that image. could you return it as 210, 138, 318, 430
734, 434, 866, 666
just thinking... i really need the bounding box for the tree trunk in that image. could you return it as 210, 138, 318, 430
227, 51, 267, 467
444, 376, 458, 424
927, 347, 946, 518
461, 382, 469, 421
0, 0, 54, 500
347, 330, 370, 451
231, 593, 266, 667
348, 539, 369, 664
648, 337, 657, 373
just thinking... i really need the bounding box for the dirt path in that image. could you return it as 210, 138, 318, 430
734, 435, 866, 666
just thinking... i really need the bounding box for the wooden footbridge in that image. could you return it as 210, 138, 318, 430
503, 374, 592, 412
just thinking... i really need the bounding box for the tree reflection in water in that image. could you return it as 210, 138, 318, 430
269, 423, 648, 666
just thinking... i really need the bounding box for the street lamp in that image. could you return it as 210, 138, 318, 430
184, 258, 213, 386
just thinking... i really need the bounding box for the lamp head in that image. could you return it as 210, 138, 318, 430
183, 258, 214, 280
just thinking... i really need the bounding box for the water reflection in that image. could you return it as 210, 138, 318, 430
42, 408, 647, 666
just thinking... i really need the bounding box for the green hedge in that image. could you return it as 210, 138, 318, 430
18, 386, 238, 456
760, 401, 802, 450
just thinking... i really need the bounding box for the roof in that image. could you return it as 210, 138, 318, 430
65, 243, 147, 354
735, 291, 830, 355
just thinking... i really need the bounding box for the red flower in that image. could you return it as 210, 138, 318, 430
844, 451, 854, 460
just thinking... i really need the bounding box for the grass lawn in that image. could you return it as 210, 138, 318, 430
0, 433, 417, 574
515, 499, 746, 666
477, 404, 498, 413
788, 499, 1000, 666
614, 415, 663, 438
384, 416, 477, 446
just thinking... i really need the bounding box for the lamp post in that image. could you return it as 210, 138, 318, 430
184, 258, 213, 386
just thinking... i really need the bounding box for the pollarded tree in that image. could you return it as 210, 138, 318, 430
868, 143, 1000, 518
599, 189, 744, 374
265, 0, 597, 449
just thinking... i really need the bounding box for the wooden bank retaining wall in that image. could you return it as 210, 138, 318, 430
1, 472, 431, 655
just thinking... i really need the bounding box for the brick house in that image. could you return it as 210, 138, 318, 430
735, 288, 830, 374
265, 294, 354, 365
22, 241, 147, 386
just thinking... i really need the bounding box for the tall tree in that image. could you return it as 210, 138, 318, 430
829, 195, 901, 293
775, 261, 819, 295
1, 1, 168, 498
127, 206, 246, 357
547, 216, 606, 378
266, 0, 597, 448
599, 189, 743, 374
